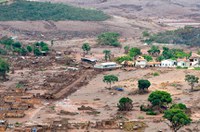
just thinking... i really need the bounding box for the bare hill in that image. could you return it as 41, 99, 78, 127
0, 0, 200, 40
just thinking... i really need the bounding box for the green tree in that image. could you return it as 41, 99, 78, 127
156, 55, 165, 61
41, 45, 49, 52
129, 47, 141, 57
0, 58, 9, 80
103, 50, 111, 61
124, 46, 130, 54
148, 46, 160, 56
115, 55, 132, 63
163, 109, 191, 132
170, 103, 187, 111
12, 42, 22, 48
117, 97, 133, 111
20, 47, 27, 56
103, 75, 118, 88
148, 90, 172, 107
26, 45, 32, 52
185, 74, 199, 91
0, 37, 14, 49
82, 43, 91, 54
33, 48, 42, 56
138, 79, 151, 92
143, 55, 153, 62
97, 32, 120, 47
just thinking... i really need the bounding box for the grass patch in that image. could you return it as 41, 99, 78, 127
152, 72, 159, 76
194, 67, 200, 70
176, 66, 188, 69
0, 0, 109, 21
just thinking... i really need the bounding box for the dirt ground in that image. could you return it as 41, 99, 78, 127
1, 0, 200, 131
1, 0, 200, 41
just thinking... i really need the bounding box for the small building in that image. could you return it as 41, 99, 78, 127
161, 59, 177, 67
177, 58, 190, 67
135, 56, 147, 68
189, 54, 200, 67
147, 61, 161, 67
94, 62, 121, 70
121, 61, 134, 67
81, 57, 98, 64
0, 120, 7, 132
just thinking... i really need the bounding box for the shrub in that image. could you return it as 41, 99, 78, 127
153, 72, 159, 76
0, 48, 7, 55
146, 110, 157, 115
97, 32, 120, 47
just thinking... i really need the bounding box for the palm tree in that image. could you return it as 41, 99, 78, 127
103, 50, 111, 61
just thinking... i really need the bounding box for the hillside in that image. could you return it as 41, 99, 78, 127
145, 27, 200, 46
0, 0, 109, 21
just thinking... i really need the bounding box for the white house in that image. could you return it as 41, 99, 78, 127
177, 58, 190, 67
147, 61, 161, 67
189, 54, 200, 67
135, 56, 147, 68
94, 62, 121, 70
161, 59, 177, 67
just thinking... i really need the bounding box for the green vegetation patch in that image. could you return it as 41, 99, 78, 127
0, 0, 109, 21
144, 26, 200, 46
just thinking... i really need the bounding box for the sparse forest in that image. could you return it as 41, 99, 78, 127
144, 26, 200, 46
0, 0, 109, 21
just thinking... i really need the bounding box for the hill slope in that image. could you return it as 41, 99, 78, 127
0, 0, 109, 21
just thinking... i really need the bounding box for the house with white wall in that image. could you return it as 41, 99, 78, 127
189, 54, 200, 67
177, 58, 190, 67
135, 56, 147, 68
161, 59, 177, 67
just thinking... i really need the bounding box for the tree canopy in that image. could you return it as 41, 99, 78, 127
185, 74, 199, 91
117, 97, 133, 111
103, 50, 111, 61
103, 75, 118, 88
82, 43, 91, 54
170, 103, 187, 111
97, 32, 120, 47
0, 58, 9, 80
138, 79, 151, 91
128, 47, 142, 57
163, 109, 191, 132
148, 90, 172, 107
148, 46, 160, 56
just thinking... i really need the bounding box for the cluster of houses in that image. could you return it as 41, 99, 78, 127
82, 53, 200, 70
134, 54, 200, 68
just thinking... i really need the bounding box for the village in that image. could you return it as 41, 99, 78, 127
0, 0, 200, 132
0, 34, 199, 132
